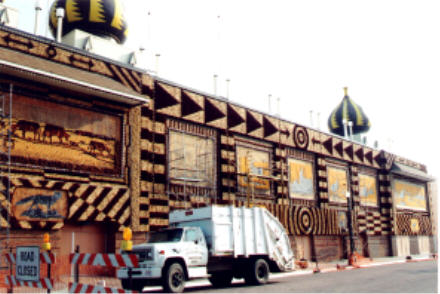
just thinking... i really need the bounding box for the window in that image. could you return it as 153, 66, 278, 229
288, 158, 315, 200
146, 229, 183, 243
327, 166, 348, 204
236, 145, 271, 196
184, 229, 199, 242
359, 173, 378, 207
392, 179, 427, 211
168, 130, 215, 189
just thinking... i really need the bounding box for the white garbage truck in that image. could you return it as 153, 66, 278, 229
117, 205, 294, 292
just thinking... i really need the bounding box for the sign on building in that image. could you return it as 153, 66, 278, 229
16, 246, 40, 282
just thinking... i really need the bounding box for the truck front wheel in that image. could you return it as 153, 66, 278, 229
244, 258, 269, 285
208, 271, 233, 288
162, 262, 186, 293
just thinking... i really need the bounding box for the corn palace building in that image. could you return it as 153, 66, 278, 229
0, 0, 436, 281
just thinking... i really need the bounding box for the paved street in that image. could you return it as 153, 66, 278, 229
142, 260, 437, 293
262, 260, 438, 293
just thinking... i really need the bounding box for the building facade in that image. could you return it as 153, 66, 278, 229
0, 4, 435, 282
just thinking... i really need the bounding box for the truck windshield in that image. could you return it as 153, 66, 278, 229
146, 228, 183, 243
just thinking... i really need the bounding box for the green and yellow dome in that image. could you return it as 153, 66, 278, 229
328, 87, 371, 136
49, 0, 128, 44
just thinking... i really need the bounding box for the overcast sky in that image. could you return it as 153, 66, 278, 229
4, 0, 440, 180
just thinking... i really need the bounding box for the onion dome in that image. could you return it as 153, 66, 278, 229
49, 0, 128, 44
328, 87, 371, 136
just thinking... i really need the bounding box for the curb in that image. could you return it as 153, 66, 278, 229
311, 257, 435, 274
406, 258, 434, 263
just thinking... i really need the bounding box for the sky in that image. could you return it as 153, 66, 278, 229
3, 0, 440, 181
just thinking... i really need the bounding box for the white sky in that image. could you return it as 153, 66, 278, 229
4, 0, 440, 180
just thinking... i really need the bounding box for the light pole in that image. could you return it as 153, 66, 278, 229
55, 7, 65, 43
342, 119, 348, 139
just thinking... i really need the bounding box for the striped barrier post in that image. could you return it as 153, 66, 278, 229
69, 253, 139, 268
69, 252, 139, 293
5, 275, 54, 290
69, 282, 138, 293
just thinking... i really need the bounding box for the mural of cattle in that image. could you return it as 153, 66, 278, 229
88, 140, 111, 156
42, 124, 70, 144
0, 120, 16, 149
11, 120, 41, 140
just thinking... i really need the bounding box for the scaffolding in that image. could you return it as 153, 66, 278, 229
0, 84, 13, 270
167, 131, 216, 208
236, 150, 281, 207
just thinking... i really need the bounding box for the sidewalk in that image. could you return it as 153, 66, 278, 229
297, 254, 427, 274
4, 254, 437, 293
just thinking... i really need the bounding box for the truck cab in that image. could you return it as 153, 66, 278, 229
117, 227, 208, 292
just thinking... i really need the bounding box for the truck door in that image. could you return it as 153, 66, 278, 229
183, 228, 208, 267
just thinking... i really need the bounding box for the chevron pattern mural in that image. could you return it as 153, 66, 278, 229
0, 176, 130, 230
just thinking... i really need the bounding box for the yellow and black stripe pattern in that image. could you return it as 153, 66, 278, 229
49, 0, 128, 44
0, 175, 130, 231
328, 88, 371, 136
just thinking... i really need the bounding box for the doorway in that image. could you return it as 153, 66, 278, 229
57, 222, 117, 276
360, 232, 370, 257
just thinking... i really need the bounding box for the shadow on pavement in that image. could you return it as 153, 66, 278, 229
141, 280, 280, 293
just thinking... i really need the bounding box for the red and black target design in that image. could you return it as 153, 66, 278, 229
297, 207, 314, 235
293, 125, 309, 150
288, 206, 345, 235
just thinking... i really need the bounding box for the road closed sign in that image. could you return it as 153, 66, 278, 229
16, 246, 40, 281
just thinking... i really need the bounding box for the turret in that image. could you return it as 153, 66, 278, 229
328, 87, 371, 142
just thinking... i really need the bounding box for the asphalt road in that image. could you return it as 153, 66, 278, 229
179, 260, 438, 293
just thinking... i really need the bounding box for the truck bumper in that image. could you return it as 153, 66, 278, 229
117, 267, 162, 279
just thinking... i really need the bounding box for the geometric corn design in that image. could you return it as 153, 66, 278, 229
266, 204, 346, 236
395, 214, 432, 236
0, 176, 130, 230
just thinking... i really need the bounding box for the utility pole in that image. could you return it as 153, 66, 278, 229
346, 190, 355, 262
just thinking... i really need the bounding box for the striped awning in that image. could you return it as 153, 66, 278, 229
328, 88, 371, 136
